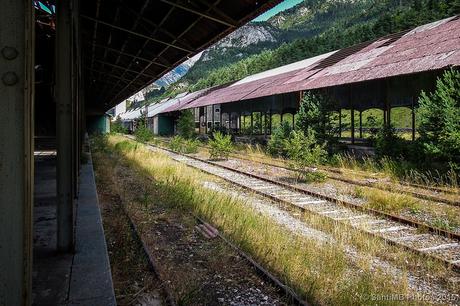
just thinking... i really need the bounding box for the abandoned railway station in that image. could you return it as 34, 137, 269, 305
0, 1, 282, 305
119, 16, 460, 146
2, 0, 460, 304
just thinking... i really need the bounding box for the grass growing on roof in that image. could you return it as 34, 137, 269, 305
91, 134, 454, 305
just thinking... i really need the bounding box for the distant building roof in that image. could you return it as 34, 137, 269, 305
176, 15, 460, 110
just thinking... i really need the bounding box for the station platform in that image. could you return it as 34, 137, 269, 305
32, 151, 116, 305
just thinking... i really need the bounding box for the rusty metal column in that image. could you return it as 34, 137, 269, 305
359, 111, 363, 139
0, 1, 34, 305
269, 109, 272, 134
338, 109, 342, 138
411, 96, 416, 141
56, 0, 75, 252
351, 109, 355, 144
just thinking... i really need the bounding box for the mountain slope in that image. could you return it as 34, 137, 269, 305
183, 0, 380, 85
145, 0, 460, 104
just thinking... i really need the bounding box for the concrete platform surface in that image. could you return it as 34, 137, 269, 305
33, 152, 116, 305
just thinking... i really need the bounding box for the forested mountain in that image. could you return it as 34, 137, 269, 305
184, 0, 380, 85
142, 0, 460, 105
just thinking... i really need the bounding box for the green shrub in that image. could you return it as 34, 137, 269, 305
134, 125, 153, 143
374, 125, 409, 159
114, 140, 138, 152
209, 132, 233, 160
168, 136, 200, 154
111, 116, 128, 134
177, 109, 196, 139
182, 139, 200, 154
284, 130, 327, 182
169, 135, 185, 152
417, 69, 460, 164
267, 121, 292, 158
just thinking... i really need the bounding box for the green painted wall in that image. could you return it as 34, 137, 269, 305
87, 115, 110, 134
158, 115, 174, 136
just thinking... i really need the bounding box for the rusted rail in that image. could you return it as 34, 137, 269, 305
139, 139, 460, 272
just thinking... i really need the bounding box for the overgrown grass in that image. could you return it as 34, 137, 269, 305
91, 135, 457, 305
168, 135, 200, 154
356, 187, 421, 214
354, 186, 460, 231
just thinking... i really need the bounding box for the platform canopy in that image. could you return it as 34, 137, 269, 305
79, 0, 281, 113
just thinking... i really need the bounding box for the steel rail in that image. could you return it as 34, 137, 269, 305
157, 139, 460, 207
110, 140, 310, 305
194, 215, 310, 306
131, 138, 460, 272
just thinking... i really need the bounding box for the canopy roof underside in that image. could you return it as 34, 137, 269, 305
79, 0, 282, 113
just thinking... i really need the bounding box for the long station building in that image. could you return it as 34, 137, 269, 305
119, 15, 460, 144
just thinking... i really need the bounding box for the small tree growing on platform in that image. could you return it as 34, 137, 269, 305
267, 121, 292, 158
417, 69, 460, 164
285, 129, 327, 182
209, 132, 233, 160
295, 91, 338, 148
134, 111, 153, 143
177, 109, 196, 139
111, 116, 127, 134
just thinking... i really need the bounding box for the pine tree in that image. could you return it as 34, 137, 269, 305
177, 109, 196, 139
417, 69, 460, 162
295, 91, 338, 147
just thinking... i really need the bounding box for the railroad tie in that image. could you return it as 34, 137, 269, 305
418, 243, 460, 252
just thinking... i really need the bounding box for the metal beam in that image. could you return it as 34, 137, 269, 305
109, 0, 224, 105
97, 0, 158, 96
89, 0, 102, 70
93, 59, 158, 78
85, 67, 145, 85
159, 0, 236, 27
101, 2, 178, 102
0, 1, 34, 304
120, 4, 196, 52
89, 44, 170, 68
80, 14, 193, 53
194, 0, 238, 25
56, 0, 75, 252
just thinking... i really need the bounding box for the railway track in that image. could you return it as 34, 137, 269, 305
118, 138, 309, 305
124, 186, 309, 306
156, 138, 459, 207
140, 140, 460, 272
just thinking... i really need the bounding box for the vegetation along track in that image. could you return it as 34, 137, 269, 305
115, 153, 308, 305
137, 139, 460, 272
157, 139, 459, 207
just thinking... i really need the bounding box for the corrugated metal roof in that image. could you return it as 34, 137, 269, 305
172, 15, 460, 111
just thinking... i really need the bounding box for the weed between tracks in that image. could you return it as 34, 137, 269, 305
93, 154, 164, 305
94, 135, 453, 305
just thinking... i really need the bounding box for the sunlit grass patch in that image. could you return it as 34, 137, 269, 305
93, 134, 433, 305
359, 187, 421, 214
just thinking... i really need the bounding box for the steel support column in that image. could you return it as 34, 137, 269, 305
56, 0, 75, 252
0, 1, 34, 305
351, 109, 355, 144
338, 109, 342, 138
269, 110, 272, 135
411, 97, 416, 141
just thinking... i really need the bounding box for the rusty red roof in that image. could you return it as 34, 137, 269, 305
166, 15, 460, 112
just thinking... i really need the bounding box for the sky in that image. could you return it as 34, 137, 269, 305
253, 0, 303, 22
